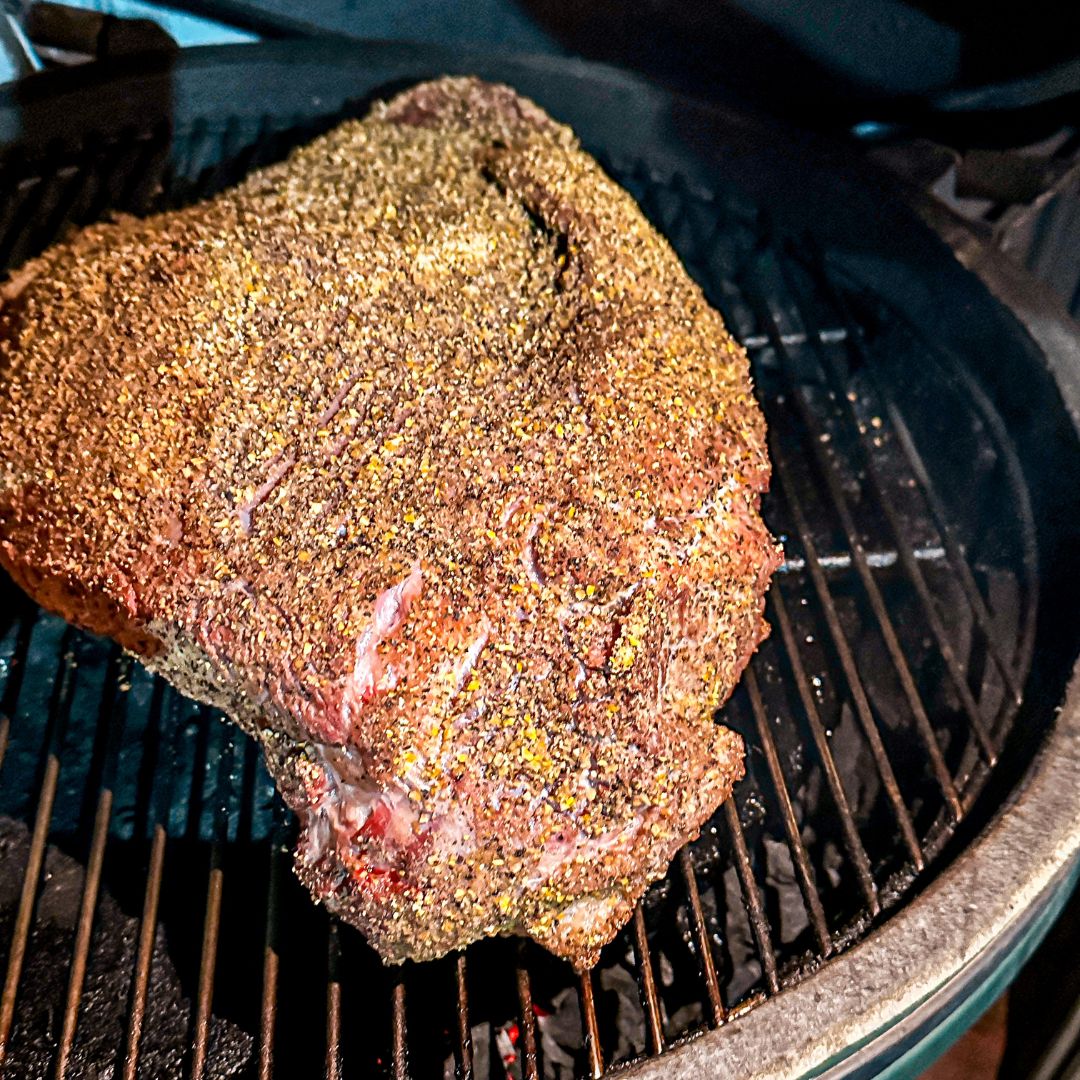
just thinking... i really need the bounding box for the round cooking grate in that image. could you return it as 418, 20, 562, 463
0, 42, 1077, 1080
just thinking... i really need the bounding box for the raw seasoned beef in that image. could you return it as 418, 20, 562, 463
0, 78, 779, 969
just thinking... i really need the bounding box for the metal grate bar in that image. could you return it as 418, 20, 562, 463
770, 589, 881, 915
884, 405, 1024, 706
515, 949, 540, 1080
191, 861, 224, 1080
190, 723, 236, 1080
54, 787, 114, 1077
0, 630, 79, 1062
54, 652, 133, 1079
392, 976, 408, 1080
793, 239, 1033, 709
8, 167, 85, 269
258, 817, 288, 1080
764, 253, 999, 764
28, 161, 97, 266
778, 544, 947, 575
121, 682, 182, 1080
122, 825, 167, 1080
632, 906, 664, 1054
744, 667, 833, 956
723, 800, 780, 995
84, 135, 157, 223
116, 124, 170, 216
63, 141, 119, 226
0, 754, 59, 1056
772, 455, 925, 870
760, 370, 964, 820
0, 166, 56, 269
258, 933, 279, 1079
849, 450, 999, 762
172, 119, 212, 203
454, 954, 473, 1080
195, 116, 274, 206
742, 328, 850, 352
325, 923, 342, 1080
191, 117, 245, 202
678, 848, 726, 1026
578, 969, 604, 1079
0, 161, 29, 263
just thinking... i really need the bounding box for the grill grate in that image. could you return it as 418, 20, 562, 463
0, 110, 1041, 1079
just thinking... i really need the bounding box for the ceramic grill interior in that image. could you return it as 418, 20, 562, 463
0, 43, 1078, 1080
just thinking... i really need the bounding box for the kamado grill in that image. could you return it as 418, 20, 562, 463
0, 38, 1078, 1080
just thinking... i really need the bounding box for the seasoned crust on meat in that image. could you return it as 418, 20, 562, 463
0, 77, 780, 969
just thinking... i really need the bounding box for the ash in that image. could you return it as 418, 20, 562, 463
0, 817, 252, 1078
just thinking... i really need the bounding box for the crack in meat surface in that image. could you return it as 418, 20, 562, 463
0, 77, 779, 968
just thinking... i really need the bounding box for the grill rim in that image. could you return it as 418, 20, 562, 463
0, 41, 1078, 1078
620, 194, 1080, 1079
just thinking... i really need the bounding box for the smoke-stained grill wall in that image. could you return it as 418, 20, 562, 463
0, 42, 1077, 1080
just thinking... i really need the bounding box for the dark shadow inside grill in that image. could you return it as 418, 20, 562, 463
0, 43, 1078, 1080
